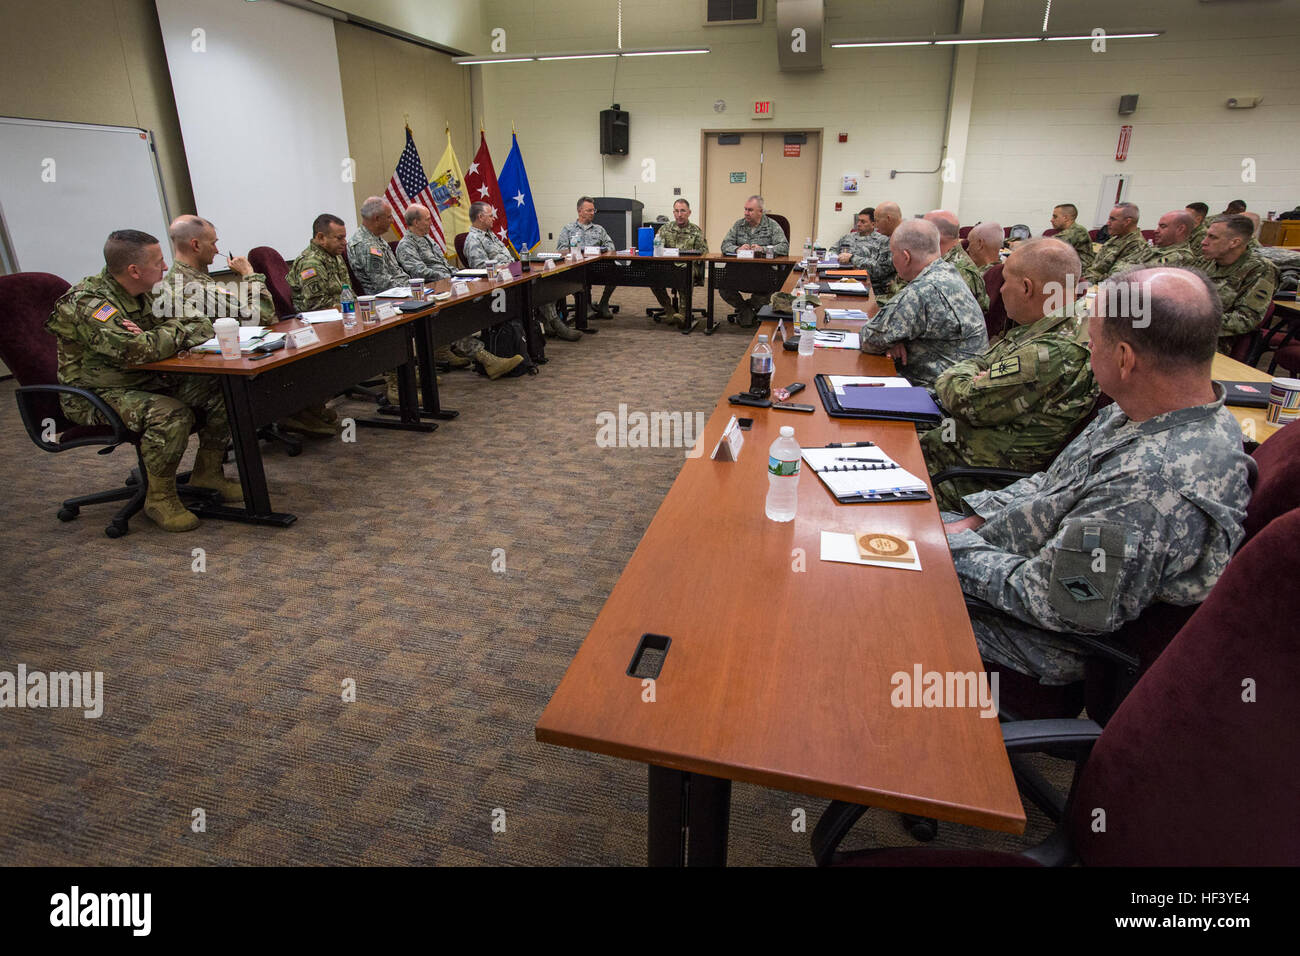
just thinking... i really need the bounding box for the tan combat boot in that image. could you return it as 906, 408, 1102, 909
547, 313, 582, 342
664, 311, 684, 328
143, 468, 200, 532
280, 409, 337, 437
435, 344, 471, 368
188, 446, 244, 503
475, 350, 524, 380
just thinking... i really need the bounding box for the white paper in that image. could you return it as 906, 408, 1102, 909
814, 331, 860, 350
454, 269, 488, 277
820, 532, 923, 572
374, 286, 411, 298
827, 375, 911, 394
825, 309, 871, 321
802, 446, 928, 497
193, 330, 284, 352
827, 280, 868, 293
300, 308, 342, 323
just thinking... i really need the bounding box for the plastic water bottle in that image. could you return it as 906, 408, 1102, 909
765, 425, 801, 522
803, 235, 813, 264
570, 234, 580, 259
749, 334, 774, 398
798, 304, 817, 356
340, 284, 356, 328
653, 231, 664, 257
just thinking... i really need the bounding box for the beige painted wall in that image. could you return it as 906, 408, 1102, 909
335, 21, 476, 231
326, 0, 482, 55
0, 0, 196, 226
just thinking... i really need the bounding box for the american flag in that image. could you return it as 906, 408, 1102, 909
383, 127, 447, 252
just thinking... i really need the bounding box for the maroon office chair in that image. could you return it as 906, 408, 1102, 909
247, 246, 295, 318
1042, 228, 1060, 237
814, 506, 1300, 866
982, 262, 1008, 340
1141, 229, 1157, 241
345, 257, 364, 294
958, 225, 973, 239
768, 214, 791, 243
1243, 420, 1300, 542
454, 232, 468, 269
1088, 229, 1101, 240
960, 237, 969, 250
0, 272, 217, 537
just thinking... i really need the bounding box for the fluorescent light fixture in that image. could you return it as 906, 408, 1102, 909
536, 52, 620, 60
453, 56, 537, 64
831, 30, 1163, 48
455, 47, 709, 65
620, 48, 710, 56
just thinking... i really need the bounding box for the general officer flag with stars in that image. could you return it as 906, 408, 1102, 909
463, 131, 511, 249
498, 132, 541, 256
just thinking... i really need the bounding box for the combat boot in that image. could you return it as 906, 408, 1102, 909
280, 410, 337, 437
547, 314, 582, 342
143, 468, 200, 532
188, 446, 244, 503
435, 344, 471, 368
475, 350, 524, 380
663, 311, 684, 328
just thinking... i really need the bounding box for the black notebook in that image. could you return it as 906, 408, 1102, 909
815, 375, 944, 425
1216, 380, 1271, 408
801, 445, 931, 503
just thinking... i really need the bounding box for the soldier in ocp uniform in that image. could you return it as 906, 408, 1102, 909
288, 213, 350, 313
46, 230, 243, 532
924, 210, 989, 311
944, 267, 1252, 687
1190, 214, 1279, 348
717, 194, 790, 325
922, 239, 1098, 511
1049, 204, 1095, 272
649, 199, 707, 329
859, 220, 987, 390
1149, 210, 1199, 267
1186, 202, 1210, 251
397, 203, 522, 379
1083, 203, 1155, 284
556, 197, 618, 319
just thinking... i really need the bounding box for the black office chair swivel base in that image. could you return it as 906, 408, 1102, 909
60, 460, 219, 538
258, 423, 303, 457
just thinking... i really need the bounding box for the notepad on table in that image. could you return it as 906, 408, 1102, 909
801, 446, 930, 503
824, 309, 871, 321
813, 331, 860, 349
192, 329, 285, 353
300, 308, 342, 323
374, 286, 412, 298
826, 280, 868, 293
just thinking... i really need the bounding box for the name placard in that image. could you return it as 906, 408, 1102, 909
286, 326, 320, 349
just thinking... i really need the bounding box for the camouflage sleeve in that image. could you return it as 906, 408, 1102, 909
720, 222, 741, 255
597, 226, 615, 252
1083, 243, 1115, 283
1221, 261, 1278, 337
76, 300, 198, 365
939, 342, 1074, 427
556, 223, 576, 252
395, 240, 424, 279
766, 221, 789, 256
949, 500, 1165, 635
864, 241, 894, 287
686, 227, 708, 252
293, 279, 338, 313
860, 290, 924, 353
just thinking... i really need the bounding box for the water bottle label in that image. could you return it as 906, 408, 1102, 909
768, 456, 800, 477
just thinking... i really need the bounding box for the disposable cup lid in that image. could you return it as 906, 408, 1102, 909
1271, 377, 1300, 390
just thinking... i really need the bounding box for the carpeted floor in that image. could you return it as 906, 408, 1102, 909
0, 287, 1067, 865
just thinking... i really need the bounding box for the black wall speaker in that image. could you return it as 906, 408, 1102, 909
1118, 94, 1139, 115
600, 106, 629, 155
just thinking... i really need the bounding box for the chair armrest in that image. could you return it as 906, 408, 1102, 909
14, 384, 132, 452
1000, 718, 1102, 757
964, 599, 1140, 671
931, 465, 1032, 488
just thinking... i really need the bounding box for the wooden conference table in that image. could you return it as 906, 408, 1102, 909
535, 280, 1026, 865
1213, 352, 1281, 443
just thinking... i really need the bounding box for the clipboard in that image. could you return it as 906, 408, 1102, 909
814, 374, 944, 424
801, 445, 931, 503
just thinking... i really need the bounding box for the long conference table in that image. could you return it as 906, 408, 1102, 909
535, 270, 1026, 865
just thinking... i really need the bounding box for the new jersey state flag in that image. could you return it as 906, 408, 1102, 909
498, 133, 541, 256
432, 127, 470, 247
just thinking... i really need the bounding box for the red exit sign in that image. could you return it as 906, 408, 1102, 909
753, 100, 774, 119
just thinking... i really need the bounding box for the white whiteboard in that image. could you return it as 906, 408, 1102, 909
0, 117, 171, 282
155, 0, 357, 260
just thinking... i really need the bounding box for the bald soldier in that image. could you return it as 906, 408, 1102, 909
1083, 203, 1154, 283
945, 267, 1252, 686
396, 203, 522, 379
923, 210, 988, 311
863, 200, 902, 293
1049, 204, 1095, 271
1150, 210, 1199, 266
965, 222, 1004, 273
922, 239, 1098, 511
1191, 214, 1278, 346
46, 230, 244, 532
718, 194, 790, 326
859, 219, 987, 389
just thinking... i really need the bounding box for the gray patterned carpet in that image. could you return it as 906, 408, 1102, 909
0, 287, 1066, 865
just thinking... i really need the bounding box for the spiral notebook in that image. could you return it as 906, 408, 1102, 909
801, 445, 931, 503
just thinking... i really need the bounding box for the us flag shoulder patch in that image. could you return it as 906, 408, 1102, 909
92, 303, 118, 322
369, 246, 383, 257
300, 267, 317, 279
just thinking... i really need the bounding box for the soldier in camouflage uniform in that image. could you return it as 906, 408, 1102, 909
923, 210, 989, 311
1050, 204, 1095, 272
1190, 214, 1279, 347
864, 201, 903, 297
859, 220, 987, 389
1083, 203, 1155, 283
922, 240, 1098, 511
347, 197, 422, 404
557, 197, 619, 319
46, 230, 243, 532
832, 208, 877, 268
288, 214, 350, 312
946, 267, 1251, 686
718, 195, 790, 324
1186, 203, 1210, 251
397, 203, 522, 379
965, 222, 1004, 274
1149, 210, 1199, 267
650, 199, 707, 328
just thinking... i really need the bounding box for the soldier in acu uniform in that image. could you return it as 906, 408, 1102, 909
922, 239, 1098, 511
46, 230, 243, 532
718, 194, 789, 326
347, 197, 420, 405
397, 203, 521, 379
859, 220, 987, 390
832, 208, 878, 268
1050, 204, 1095, 272
649, 198, 707, 329
1083, 203, 1155, 284
944, 268, 1253, 686
1190, 214, 1279, 349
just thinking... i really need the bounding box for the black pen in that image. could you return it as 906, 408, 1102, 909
827, 441, 876, 448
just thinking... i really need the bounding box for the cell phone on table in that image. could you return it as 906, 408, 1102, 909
772, 402, 815, 413
773, 382, 805, 402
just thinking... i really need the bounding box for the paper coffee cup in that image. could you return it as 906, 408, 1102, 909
1266, 377, 1300, 426
409, 278, 425, 297
213, 318, 240, 359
